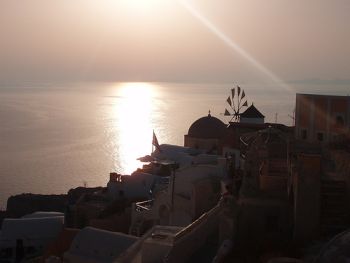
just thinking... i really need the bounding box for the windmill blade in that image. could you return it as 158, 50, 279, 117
238, 101, 248, 111
241, 90, 245, 99
226, 96, 232, 106
237, 91, 242, 111
232, 94, 236, 111
226, 85, 247, 122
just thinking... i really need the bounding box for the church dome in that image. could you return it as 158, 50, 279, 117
188, 113, 226, 139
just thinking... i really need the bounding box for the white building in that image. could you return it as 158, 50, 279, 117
107, 172, 161, 201
0, 216, 64, 261
151, 144, 202, 167
129, 159, 227, 236
240, 104, 265, 124
22, 211, 64, 219
115, 202, 224, 263
63, 227, 138, 263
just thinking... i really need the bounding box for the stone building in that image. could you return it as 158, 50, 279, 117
184, 112, 226, 154
295, 93, 350, 144
240, 103, 265, 124
234, 127, 291, 250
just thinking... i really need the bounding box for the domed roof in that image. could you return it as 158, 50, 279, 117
188, 112, 226, 139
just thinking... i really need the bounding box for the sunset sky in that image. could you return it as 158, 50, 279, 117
0, 0, 349, 85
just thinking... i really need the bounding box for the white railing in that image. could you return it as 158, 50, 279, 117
134, 200, 154, 212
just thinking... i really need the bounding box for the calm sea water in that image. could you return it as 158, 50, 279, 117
0, 82, 347, 208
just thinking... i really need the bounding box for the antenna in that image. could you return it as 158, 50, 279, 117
288, 107, 296, 126
224, 84, 248, 122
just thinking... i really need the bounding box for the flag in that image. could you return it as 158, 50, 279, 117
237, 86, 241, 96
227, 96, 232, 106
242, 100, 248, 106
224, 109, 231, 116
241, 90, 245, 99
231, 88, 235, 98
152, 130, 161, 152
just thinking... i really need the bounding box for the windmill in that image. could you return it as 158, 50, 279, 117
224, 85, 248, 122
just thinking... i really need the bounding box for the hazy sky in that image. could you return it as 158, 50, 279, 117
0, 0, 349, 85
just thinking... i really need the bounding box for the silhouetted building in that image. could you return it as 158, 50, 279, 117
240, 103, 265, 124
295, 93, 350, 144
184, 112, 226, 154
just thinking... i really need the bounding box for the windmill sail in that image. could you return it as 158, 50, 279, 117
224, 84, 249, 123
226, 96, 232, 106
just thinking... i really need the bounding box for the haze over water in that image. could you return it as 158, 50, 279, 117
0, 82, 348, 208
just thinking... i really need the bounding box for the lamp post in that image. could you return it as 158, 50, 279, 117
170, 162, 179, 212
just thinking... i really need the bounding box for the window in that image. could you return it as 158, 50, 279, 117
336, 115, 345, 126
301, 129, 307, 140
265, 215, 279, 233
317, 132, 324, 142
0, 248, 13, 258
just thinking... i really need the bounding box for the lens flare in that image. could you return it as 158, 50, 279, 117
178, 0, 293, 91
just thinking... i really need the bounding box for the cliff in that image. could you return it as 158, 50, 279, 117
1, 186, 105, 229
6, 193, 68, 218
67, 186, 104, 204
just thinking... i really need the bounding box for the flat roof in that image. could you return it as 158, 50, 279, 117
296, 93, 350, 99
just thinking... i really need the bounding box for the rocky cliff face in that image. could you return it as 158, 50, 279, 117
0, 210, 8, 228
1, 186, 105, 228
6, 193, 68, 218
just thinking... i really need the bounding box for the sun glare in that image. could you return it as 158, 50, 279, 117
178, 0, 293, 92
112, 83, 157, 174
116, 0, 166, 13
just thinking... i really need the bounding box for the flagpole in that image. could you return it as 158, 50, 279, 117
152, 130, 162, 153
152, 130, 154, 154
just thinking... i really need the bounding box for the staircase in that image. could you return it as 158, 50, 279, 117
320, 179, 349, 236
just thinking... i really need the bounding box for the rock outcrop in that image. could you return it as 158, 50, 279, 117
6, 193, 68, 218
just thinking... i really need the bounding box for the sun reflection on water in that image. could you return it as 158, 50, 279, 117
111, 83, 157, 174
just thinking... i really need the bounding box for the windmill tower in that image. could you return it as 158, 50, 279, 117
224, 85, 248, 122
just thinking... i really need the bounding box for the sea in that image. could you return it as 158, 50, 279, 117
0, 81, 347, 208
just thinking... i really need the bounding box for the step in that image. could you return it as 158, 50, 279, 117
322, 203, 347, 208
320, 187, 347, 195
321, 208, 347, 213
321, 201, 347, 207
321, 224, 348, 232
322, 179, 346, 184
321, 190, 347, 195
321, 183, 347, 189
321, 209, 348, 215
320, 217, 347, 225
